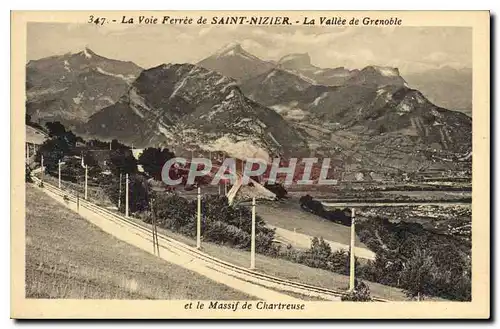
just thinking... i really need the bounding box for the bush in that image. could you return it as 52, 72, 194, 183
105, 174, 150, 214
299, 195, 351, 226
26, 164, 32, 182
264, 182, 288, 199
356, 217, 472, 301
150, 193, 276, 252
341, 281, 373, 301
154, 193, 195, 230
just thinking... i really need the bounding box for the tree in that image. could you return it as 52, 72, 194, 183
36, 137, 69, 171
108, 149, 138, 176
105, 173, 149, 213
111, 139, 129, 150
45, 121, 67, 137
138, 147, 175, 180
87, 139, 110, 149
398, 248, 436, 300
82, 152, 101, 176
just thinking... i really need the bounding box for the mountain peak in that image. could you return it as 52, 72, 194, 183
78, 47, 98, 59
214, 42, 247, 57
198, 42, 274, 81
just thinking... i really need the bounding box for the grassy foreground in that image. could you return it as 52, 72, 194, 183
25, 184, 252, 300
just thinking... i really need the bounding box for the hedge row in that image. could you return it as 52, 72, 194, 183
148, 193, 276, 252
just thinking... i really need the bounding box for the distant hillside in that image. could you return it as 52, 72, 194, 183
405, 67, 472, 116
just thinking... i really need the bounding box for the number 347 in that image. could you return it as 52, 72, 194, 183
88, 15, 106, 25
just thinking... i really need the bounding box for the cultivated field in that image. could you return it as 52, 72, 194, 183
25, 184, 252, 300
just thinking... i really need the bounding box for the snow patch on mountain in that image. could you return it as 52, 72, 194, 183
225, 89, 236, 100
312, 92, 329, 106
373, 66, 399, 77
128, 88, 149, 118
221, 81, 238, 93
27, 87, 68, 99
205, 135, 271, 164
213, 42, 260, 62
96, 67, 135, 83
396, 102, 412, 115
63, 60, 71, 72
83, 48, 92, 59
279, 53, 308, 63
157, 122, 174, 139
262, 70, 277, 83
285, 108, 308, 120
170, 76, 189, 99
215, 76, 230, 85
214, 42, 241, 57
72, 92, 84, 105
282, 69, 317, 84
98, 96, 115, 104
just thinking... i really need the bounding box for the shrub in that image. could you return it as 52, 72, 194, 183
341, 280, 373, 301
105, 174, 150, 213
356, 217, 472, 301
149, 193, 275, 252
264, 182, 288, 199
302, 237, 332, 269
26, 164, 32, 182
153, 193, 195, 230
138, 147, 175, 180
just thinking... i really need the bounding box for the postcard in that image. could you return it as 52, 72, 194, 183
11, 10, 490, 319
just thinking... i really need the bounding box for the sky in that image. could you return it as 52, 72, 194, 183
27, 23, 472, 75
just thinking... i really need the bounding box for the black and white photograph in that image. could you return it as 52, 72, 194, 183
11, 10, 490, 319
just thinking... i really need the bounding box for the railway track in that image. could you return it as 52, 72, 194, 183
30, 177, 387, 302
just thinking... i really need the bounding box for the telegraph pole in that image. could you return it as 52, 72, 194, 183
58, 160, 62, 188
250, 197, 256, 270
118, 173, 122, 209
349, 207, 356, 291
150, 198, 159, 256
154, 212, 160, 256
125, 173, 129, 217
41, 155, 44, 184
196, 187, 201, 249
84, 165, 88, 200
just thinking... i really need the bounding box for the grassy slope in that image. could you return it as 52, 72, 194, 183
34, 176, 407, 301
25, 184, 252, 300
256, 199, 367, 247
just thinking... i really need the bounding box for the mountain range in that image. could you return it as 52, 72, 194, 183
79, 63, 307, 160
201, 44, 472, 117
26, 45, 472, 174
